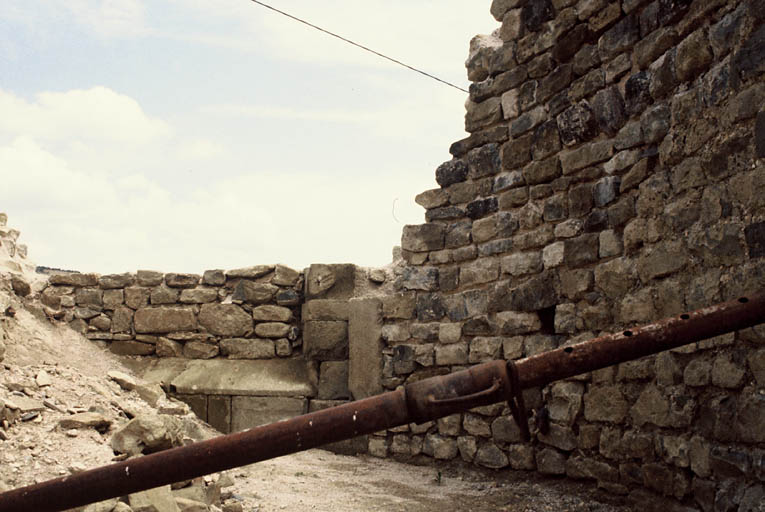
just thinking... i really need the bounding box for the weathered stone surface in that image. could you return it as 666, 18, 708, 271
251, 305, 293, 322
489, 271, 558, 312
537, 448, 567, 475
584, 386, 628, 422
58, 412, 112, 431
435, 343, 469, 365
150, 285, 179, 305
436, 159, 469, 187
401, 224, 445, 253
135, 307, 196, 334
129, 486, 179, 512
423, 434, 459, 460
198, 304, 252, 337
231, 396, 306, 432
49, 273, 99, 287
232, 281, 278, 304
99, 273, 135, 289
598, 14, 639, 61
348, 298, 383, 399
563, 233, 599, 267
637, 241, 686, 282
560, 140, 614, 174
220, 338, 274, 359
183, 341, 219, 359
179, 288, 218, 304
226, 265, 273, 279
676, 28, 713, 83
649, 49, 678, 100
112, 414, 183, 455
304, 321, 348, 360
318, 361, 349, 400
164, 273, 200, 289
476, 443, 510, 469
202, 269, 225, 286
469, 336, 502, 363
156, 337, 183, 357
592, 86, 627, 136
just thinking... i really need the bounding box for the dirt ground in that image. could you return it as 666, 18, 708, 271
227, 448, 635, 512
0, 283, 635, 512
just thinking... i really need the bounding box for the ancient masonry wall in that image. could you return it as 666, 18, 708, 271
381, 0, 765, 510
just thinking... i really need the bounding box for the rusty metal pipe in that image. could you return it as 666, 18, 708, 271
0, 291, 763, 511
515, 292, 765, 388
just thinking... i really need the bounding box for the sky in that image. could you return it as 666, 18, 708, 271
0, 0, 497, 274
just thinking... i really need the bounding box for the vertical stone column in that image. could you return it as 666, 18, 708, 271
348, 298, 383, 400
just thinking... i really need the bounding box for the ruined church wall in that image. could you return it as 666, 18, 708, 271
377, 0, 765, 509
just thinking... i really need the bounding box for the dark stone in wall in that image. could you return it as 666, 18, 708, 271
639, 1, 660, 38
436, 159, 469, 187
538, 64, 573, 104
502, 132, 534, 170
450, 125, 509, 158
425, 206, 465, 222
532, 121, 562, 161
416, 293, 446, 322
757, 112, 765, 158
649, 48, 678, 100
592, 86, 628, 136
568, 183, 594, 218
657, 0, 692, 27
467, 143, 501, 179
625, 71, 652, 116
702, 61, 730, 107
557, 102, 598, 146
746, 222, 765, 259
599, 15, 639, 61
732, 24, 765, 84
445, 220, 472, 248
439, 267, 459, 293
553, 24, 592, 63
489, 271, 559, 312
522, 0, 555, 33
467, 197, 499, 219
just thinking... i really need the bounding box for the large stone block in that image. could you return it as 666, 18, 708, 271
303, 320, 348, 360
134, 307, 197, 334
232, 281, 278, 304
198, 304, 252, 337
305, 264, 356, 300
99, 273, 135, 289
231, 396, 307, 432
49, 273, 99, 287
220, 338, 275, 359
583, 385, 628, 423
401, 224, 446, 253
166, 359, 317, 397
489, 271, 559, 312
348, 298, 383, 399
318, 361, 350, 400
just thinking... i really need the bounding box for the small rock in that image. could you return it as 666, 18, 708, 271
35, 370, 53, 388
58, 412, 112, 433
68, 463, 87, 474
107, 371, 137, 391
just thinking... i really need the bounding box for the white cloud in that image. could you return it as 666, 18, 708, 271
0, 87, 171, 145
61, 0, 148, 38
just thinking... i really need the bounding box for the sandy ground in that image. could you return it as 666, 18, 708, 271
0, 282, 635, 512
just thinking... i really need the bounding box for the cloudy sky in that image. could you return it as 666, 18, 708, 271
0, 1, 497, 274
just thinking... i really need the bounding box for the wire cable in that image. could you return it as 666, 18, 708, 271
249, 0, 468, 93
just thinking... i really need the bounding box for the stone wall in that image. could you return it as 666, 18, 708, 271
43, 265, 303, 360
379, 0, 765, 509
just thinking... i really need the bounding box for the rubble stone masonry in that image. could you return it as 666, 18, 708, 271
384, 0, 765, 510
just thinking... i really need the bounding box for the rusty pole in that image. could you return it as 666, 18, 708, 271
0, 291, 763, 512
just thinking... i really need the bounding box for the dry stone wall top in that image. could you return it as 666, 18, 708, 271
43, 265, 303, 361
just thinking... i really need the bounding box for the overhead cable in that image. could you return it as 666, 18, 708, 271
249, 0, 469, 93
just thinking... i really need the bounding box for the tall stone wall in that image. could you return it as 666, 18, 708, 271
381, 0, 765, 509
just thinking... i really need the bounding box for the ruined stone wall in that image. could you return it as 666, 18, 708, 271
43, 265, 303, 360
378, 0, 765, 509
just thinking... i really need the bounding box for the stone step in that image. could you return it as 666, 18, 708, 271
140, 358, 318, 398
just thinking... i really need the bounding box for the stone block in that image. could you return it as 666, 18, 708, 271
220, 338, 275, 359
165, 273, 200, 289
676, 29, 713, 83
231, 396, 306, 432
318, 361, 349, 400
560, 140, 614, 174
179, 288, 218, 304
401, 223, 446, 253
435, 343, 469, 365
592, 86, 627, 136
99, 273, 135, 289
436, 159, 469, 187
198, 304, 252, 337
348, 298, 383, 399
166, 359, 317, 397
460, 258, 499, 286
202, 269, 225, 286
305, 264, 356, 300
183, 341, 219, 359
231, 280, 278, 304
583, 385, 628, 422
304, 321, 348, 360
49, 273, 99, 287
129, 486, 178, 512
135, 307, 196, 334
501, 132, 533, 170
254, 322, 290, 339
489, 271, 559, 312
468, 337, 502, 363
